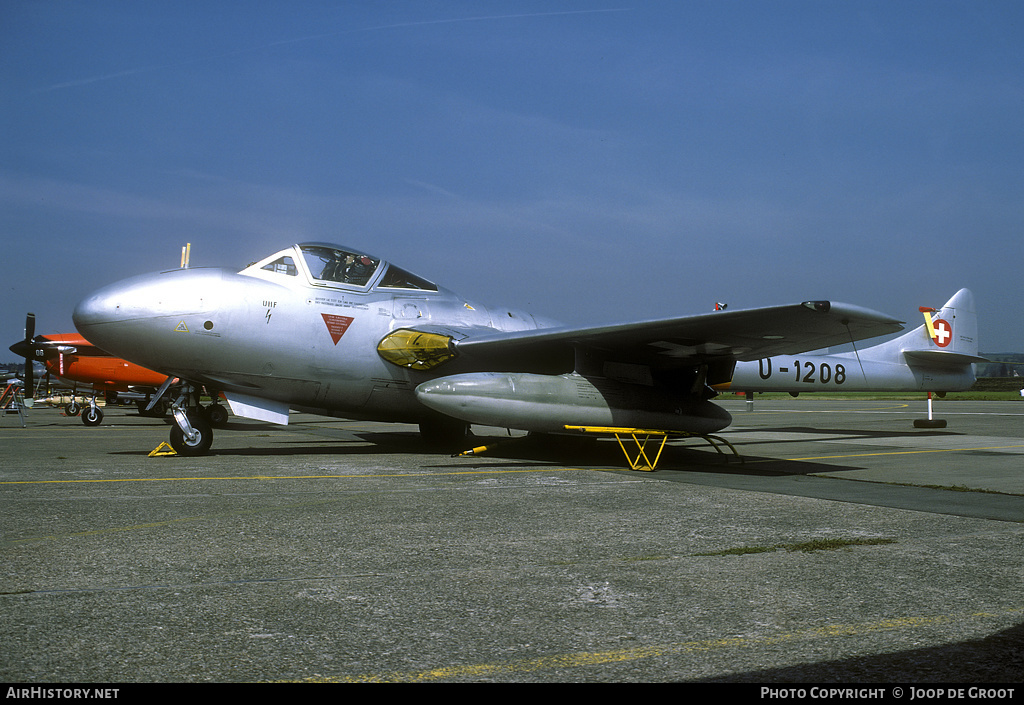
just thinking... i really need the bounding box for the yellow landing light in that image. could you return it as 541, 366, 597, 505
377, 329, 456, 371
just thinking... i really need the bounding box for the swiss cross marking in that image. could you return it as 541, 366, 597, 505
932, 318, 952, 348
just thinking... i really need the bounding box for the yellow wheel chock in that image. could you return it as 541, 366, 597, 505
564, 426, 741, 471
148, 442, 177, 457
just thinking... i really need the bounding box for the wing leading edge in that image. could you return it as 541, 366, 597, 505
449, 300, 904, 370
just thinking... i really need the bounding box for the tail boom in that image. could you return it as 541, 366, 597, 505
723, 289, 983, 394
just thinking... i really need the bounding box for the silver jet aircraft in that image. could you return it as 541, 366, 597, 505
73, 242, 903, 456
722, 288, 984, 395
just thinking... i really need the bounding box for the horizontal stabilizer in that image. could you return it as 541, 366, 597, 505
903, 350, 988, 367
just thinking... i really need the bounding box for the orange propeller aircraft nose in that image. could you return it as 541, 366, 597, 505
9, 313, 170, 426
32, 333, 168, 390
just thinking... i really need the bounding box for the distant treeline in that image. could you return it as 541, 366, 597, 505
978, 353, 1024, 378
970, 377, 1024, 392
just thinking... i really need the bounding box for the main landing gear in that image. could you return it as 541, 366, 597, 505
81, 400, 104, 427
64, 394, 105, 426
418, 415, 471, 451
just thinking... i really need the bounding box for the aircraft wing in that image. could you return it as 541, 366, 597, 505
449, 300, 904, 370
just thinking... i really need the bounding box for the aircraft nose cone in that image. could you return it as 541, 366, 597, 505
73, 267, 232, 367
8, 340, 31, 358
72, 271, 169, 354
73, 284, 123, 338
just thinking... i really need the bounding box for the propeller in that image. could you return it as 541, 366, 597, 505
9, 314, 92, 400
8, 313, 37, 398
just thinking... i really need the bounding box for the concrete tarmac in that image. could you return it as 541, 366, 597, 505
1, 397, 1022, 683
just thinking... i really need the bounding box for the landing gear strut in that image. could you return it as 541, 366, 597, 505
167, 385, 214, 456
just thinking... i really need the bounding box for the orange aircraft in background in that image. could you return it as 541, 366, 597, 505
9, 313, 171, 425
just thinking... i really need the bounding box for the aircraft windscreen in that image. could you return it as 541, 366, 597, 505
300, 245, 381, 287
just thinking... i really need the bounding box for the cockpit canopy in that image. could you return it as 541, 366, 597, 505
242, 243, 438, 292
300, 244, 381, 286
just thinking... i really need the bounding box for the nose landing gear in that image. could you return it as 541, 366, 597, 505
167, 385, 214, 456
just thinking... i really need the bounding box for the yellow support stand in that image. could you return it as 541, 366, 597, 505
565, 426, 742, 470
565, 426, 668, 470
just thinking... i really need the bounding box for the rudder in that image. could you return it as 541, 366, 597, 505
902, 288, 985, 365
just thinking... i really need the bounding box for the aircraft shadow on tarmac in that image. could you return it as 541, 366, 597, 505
296, 429, 885, 477
728, 424, 960, 443
687, 620, 1024, 683
106, 419, 960, 478
425, 427, 936, 477
665, 424, 967, 477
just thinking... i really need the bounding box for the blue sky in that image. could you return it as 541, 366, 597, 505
3, 1, 1022, 355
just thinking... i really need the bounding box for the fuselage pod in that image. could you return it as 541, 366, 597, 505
415, 372, 732, 434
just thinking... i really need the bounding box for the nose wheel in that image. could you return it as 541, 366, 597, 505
169, 411, 213, 456
167, 385, 214, 456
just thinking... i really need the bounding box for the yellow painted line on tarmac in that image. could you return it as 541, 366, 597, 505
6, 443, 1024, 484
737, 403, 912, 414
0, 466, 586, 486
765, 444, 1024, 463
2, 469, 597, 546
292, 608, 1023, 682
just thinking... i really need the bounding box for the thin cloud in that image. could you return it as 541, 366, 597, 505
35, 9, 630, 93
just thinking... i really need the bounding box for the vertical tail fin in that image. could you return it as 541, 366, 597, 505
887, 288, 986, 364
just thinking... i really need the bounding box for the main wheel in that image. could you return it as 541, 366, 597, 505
169, 414, 214, 456
203, 403, 230, 427
82, 406, 104, 426
418, 417, 470, 451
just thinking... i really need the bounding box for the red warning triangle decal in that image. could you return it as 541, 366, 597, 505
321, 314, 354, 345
